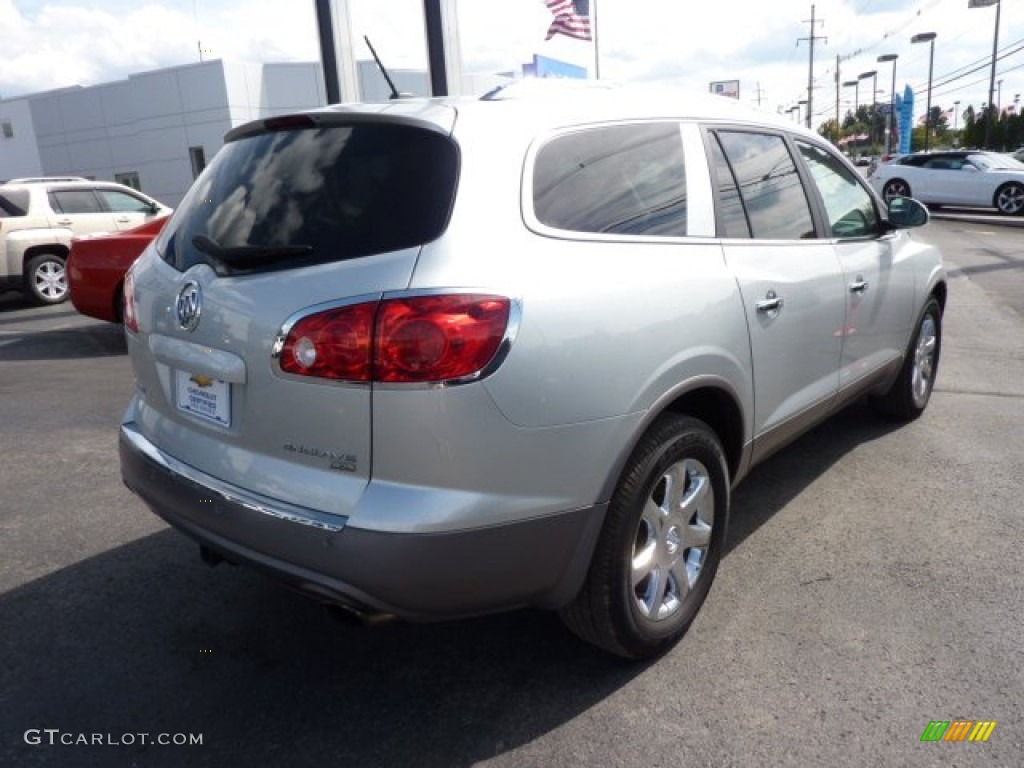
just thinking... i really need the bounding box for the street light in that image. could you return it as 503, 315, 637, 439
969, 0, 1001, 149
911, 32, 937, 151
860, 70, 878, 146
954, 99, 960, 134
843, 79, 859, 117
878, 53, 898, 155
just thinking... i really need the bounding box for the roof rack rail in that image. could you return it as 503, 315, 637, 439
6, 176, 89, 184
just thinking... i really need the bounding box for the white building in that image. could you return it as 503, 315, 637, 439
0, 58, 479, 207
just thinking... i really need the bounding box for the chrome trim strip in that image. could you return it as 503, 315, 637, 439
120, 423, 347, 532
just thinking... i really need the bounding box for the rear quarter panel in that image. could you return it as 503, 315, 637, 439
400, 114, 752, 515
69, 232, 155, 322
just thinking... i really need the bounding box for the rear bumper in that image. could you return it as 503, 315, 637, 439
119, 422, 605, 619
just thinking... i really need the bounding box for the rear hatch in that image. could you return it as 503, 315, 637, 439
124, 106, 459, 517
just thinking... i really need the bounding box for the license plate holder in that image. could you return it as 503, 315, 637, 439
175, 370, 231, 427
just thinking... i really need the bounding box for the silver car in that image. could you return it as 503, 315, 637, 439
119, 82, 946, 658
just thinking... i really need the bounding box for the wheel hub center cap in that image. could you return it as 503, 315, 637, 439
665, 526, 681, 556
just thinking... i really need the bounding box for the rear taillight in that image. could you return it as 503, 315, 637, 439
278, 294, 511, 384
279, 302, 376, 381
123, 269, 139, 333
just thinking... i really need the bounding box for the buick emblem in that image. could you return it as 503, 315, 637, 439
176, 281, 203, 332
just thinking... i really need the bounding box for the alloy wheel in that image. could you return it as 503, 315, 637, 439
631, 458, 714, 621
33, 260, 68, 301
911, 313, 938, 407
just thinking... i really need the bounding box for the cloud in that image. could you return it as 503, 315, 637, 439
1, 0, 1018, 123
0, 2, 204, 96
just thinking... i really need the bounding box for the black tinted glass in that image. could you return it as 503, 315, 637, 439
715, 131, 815, 239
50, 189, 103, 214
0, 190, 29, 217
709, 134, 751, 238
158, 123, 459, 274
534, 123, 687, 236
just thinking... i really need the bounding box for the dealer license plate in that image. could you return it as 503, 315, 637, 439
175, 370, 231, 427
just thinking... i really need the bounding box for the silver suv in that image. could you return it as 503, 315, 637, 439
119, 83, 945, 658
0, 178, 169, 304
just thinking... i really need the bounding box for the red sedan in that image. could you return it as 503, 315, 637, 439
68, 216, 169, 323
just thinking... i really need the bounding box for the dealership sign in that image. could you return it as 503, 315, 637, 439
709, 80, 740, 99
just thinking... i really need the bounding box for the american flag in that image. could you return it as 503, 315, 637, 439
544, 0, 591, 41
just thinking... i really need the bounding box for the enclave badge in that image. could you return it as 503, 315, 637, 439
176, 281, 203, 332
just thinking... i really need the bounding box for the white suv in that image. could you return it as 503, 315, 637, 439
0, 178, 170, 304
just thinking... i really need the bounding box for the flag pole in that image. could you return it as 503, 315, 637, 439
591, 0, 600, 79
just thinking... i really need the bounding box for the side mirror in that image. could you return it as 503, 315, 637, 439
886, 196, 929, 229
962, 165, 979, 173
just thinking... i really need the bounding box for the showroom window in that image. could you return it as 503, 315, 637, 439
189, 146, 207, 179
115, 172, 141, 191
1, 120, 12, 139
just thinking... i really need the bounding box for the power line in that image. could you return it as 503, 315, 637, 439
912, 41, 1024, 102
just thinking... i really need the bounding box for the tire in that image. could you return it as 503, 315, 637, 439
882, 179, 911, 201
870, 297, 942, 420
26, 253, 69, 305
994, 182, 1024, 216
560, 414, 730, 659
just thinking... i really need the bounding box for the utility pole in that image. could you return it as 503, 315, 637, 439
797, 5, 827, 130
754, 81, 765, 107
835, 54, 840, 144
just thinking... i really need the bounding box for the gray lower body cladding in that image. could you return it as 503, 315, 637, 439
119, 423, 605, 619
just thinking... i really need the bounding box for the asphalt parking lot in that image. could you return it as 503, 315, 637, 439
1, 217, 1022, 767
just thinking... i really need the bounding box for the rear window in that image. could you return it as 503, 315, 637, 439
0, 190, 29, 217
155, 122, 459, 274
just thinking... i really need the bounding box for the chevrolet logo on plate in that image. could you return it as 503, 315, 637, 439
189, 374, 215, 388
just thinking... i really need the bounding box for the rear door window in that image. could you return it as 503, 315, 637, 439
156, 122, 459, 274
532, 123, 687, 237
711, 131, 816, 240
49, 189, 103, 214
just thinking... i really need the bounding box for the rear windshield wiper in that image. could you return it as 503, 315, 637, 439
192, 234, 314, 274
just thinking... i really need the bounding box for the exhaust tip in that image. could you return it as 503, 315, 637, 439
199, 545, 225, 567
321, 602, 395, 627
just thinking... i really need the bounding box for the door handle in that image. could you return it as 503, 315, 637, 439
755, 291, 784, 316
849, 277, 869, 294
56, 219, 72, 226
116, 216, 131, 223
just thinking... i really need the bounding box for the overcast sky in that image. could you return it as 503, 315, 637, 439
0, 0, 1020, 127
